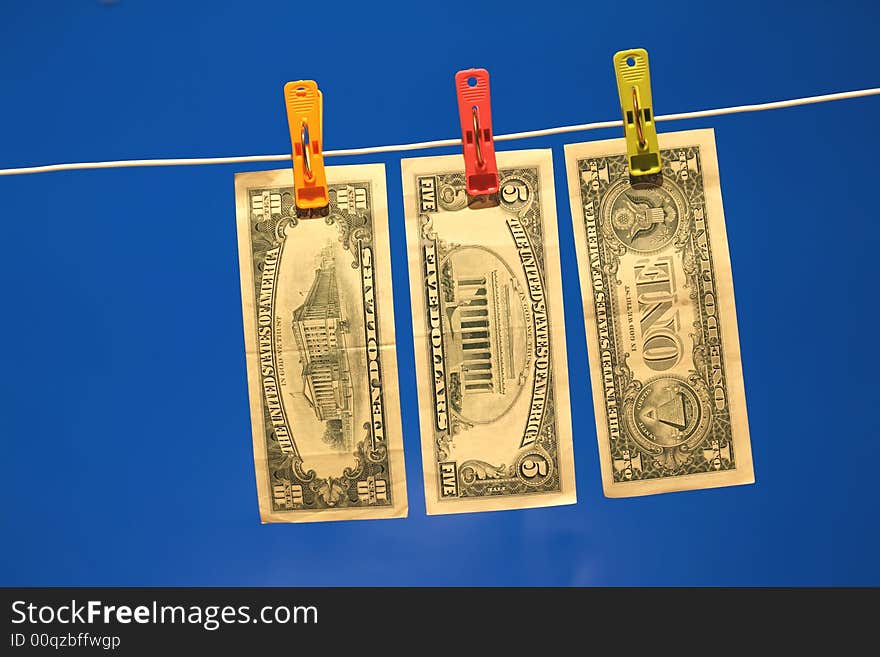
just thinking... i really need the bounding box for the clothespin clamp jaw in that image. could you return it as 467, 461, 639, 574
455, 68, 499, 199
284, 80, 329, 218
613, 49, 662, 178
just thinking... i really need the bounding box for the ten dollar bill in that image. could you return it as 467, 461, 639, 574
235, 164, 407, 522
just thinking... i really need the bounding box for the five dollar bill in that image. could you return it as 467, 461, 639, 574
402, 150, 577, 514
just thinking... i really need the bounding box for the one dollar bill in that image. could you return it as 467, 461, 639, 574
565, 128, 754, 496
235, 164, 407, 522
402, 149, 576, 514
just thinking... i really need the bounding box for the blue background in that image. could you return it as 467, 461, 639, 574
1, 0, 877, 586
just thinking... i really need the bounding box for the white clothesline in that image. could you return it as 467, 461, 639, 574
1, 87, 878, 177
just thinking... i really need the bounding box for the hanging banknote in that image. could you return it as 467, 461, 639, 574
565, 129, 754, 496
235, 164, 407, 522
402, 149, 576, 514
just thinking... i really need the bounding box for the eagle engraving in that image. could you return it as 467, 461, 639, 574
612, 193, 675, 242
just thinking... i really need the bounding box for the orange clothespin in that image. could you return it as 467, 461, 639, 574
284, 80, 329, 217
455, 68, 499, 197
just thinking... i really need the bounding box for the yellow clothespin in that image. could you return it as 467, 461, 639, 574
613, 48, 661, 177
284, 80, 329, 217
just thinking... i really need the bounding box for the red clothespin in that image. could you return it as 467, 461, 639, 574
455, 68, 499, 197
284, 80, 329, 218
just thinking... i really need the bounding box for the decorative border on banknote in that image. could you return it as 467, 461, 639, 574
245, 181, 395, 510
416, 167, 563, 500
577, 146, 737, 482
